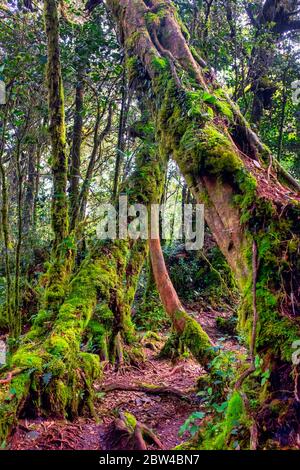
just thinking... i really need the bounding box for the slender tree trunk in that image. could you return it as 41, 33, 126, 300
149, 236, 213, 365
0, 108, 12, 335
113, 67, 128, 200
14, 139, 23, 340
69, 66, 84, 230
44, 0, 69, 253
43, 0, 73, 312
33, 145, 41, 232
277, 71, 287, 162
69, 99, 113, 230
23, 145, 36, 238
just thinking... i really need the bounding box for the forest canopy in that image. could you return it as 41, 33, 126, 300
0, 0, 300, 453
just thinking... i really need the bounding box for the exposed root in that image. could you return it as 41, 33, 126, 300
102, 382, 191, 401
0, 368, 22, 385
105, 411, 164, 450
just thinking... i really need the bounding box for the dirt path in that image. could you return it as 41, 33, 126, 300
9, 309, 244, 450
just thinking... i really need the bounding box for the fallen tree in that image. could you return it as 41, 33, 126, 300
106, 0, 300, 449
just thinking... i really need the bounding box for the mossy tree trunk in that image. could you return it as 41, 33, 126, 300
45, 0, 69, 252
43, 0, 73, 313
107, 0, 300, 448
0, 103, 13, 335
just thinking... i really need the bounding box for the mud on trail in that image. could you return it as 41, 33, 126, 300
9, 310, 244, 450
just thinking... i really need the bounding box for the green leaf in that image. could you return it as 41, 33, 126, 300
190, 425, 199, 436
191, 411, 206, 419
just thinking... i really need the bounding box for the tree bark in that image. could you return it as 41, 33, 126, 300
113, 67, 128, 200
149, 236, 214, 365
43, 0, 74, 314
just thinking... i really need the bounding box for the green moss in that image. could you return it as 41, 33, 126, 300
235, 198, 300, 362
213, 88, 234, 120
31, 309, 53, 327
199, 391, 249, 450
46, 335, 69, 357
0, 370, 32, 444
79, 352, 102, 381
156, 78, 245, 185
53, 380, 70, 412
140, 382, 159, 390
199, 125, 242, 174
145, 12, 162, 27
46, 356, 66, 376
159, 331, 182, 359
143, 331, 161, 341
123, 411, 137, 432
126, 346, 146, 364
216, 316, 237, 335
12, 348, 44, 372
180, 313, 214, 365
151, 56, 168, 72
126, 55, 138, 74
44, 282, 66, 304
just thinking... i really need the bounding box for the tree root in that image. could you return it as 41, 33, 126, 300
0, 368, 22, 385
106, 411, 164, 450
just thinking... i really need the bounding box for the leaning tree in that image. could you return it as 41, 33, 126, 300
105, 0, 300, 449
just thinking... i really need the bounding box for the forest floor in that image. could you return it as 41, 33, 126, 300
8, 307, 245, 450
